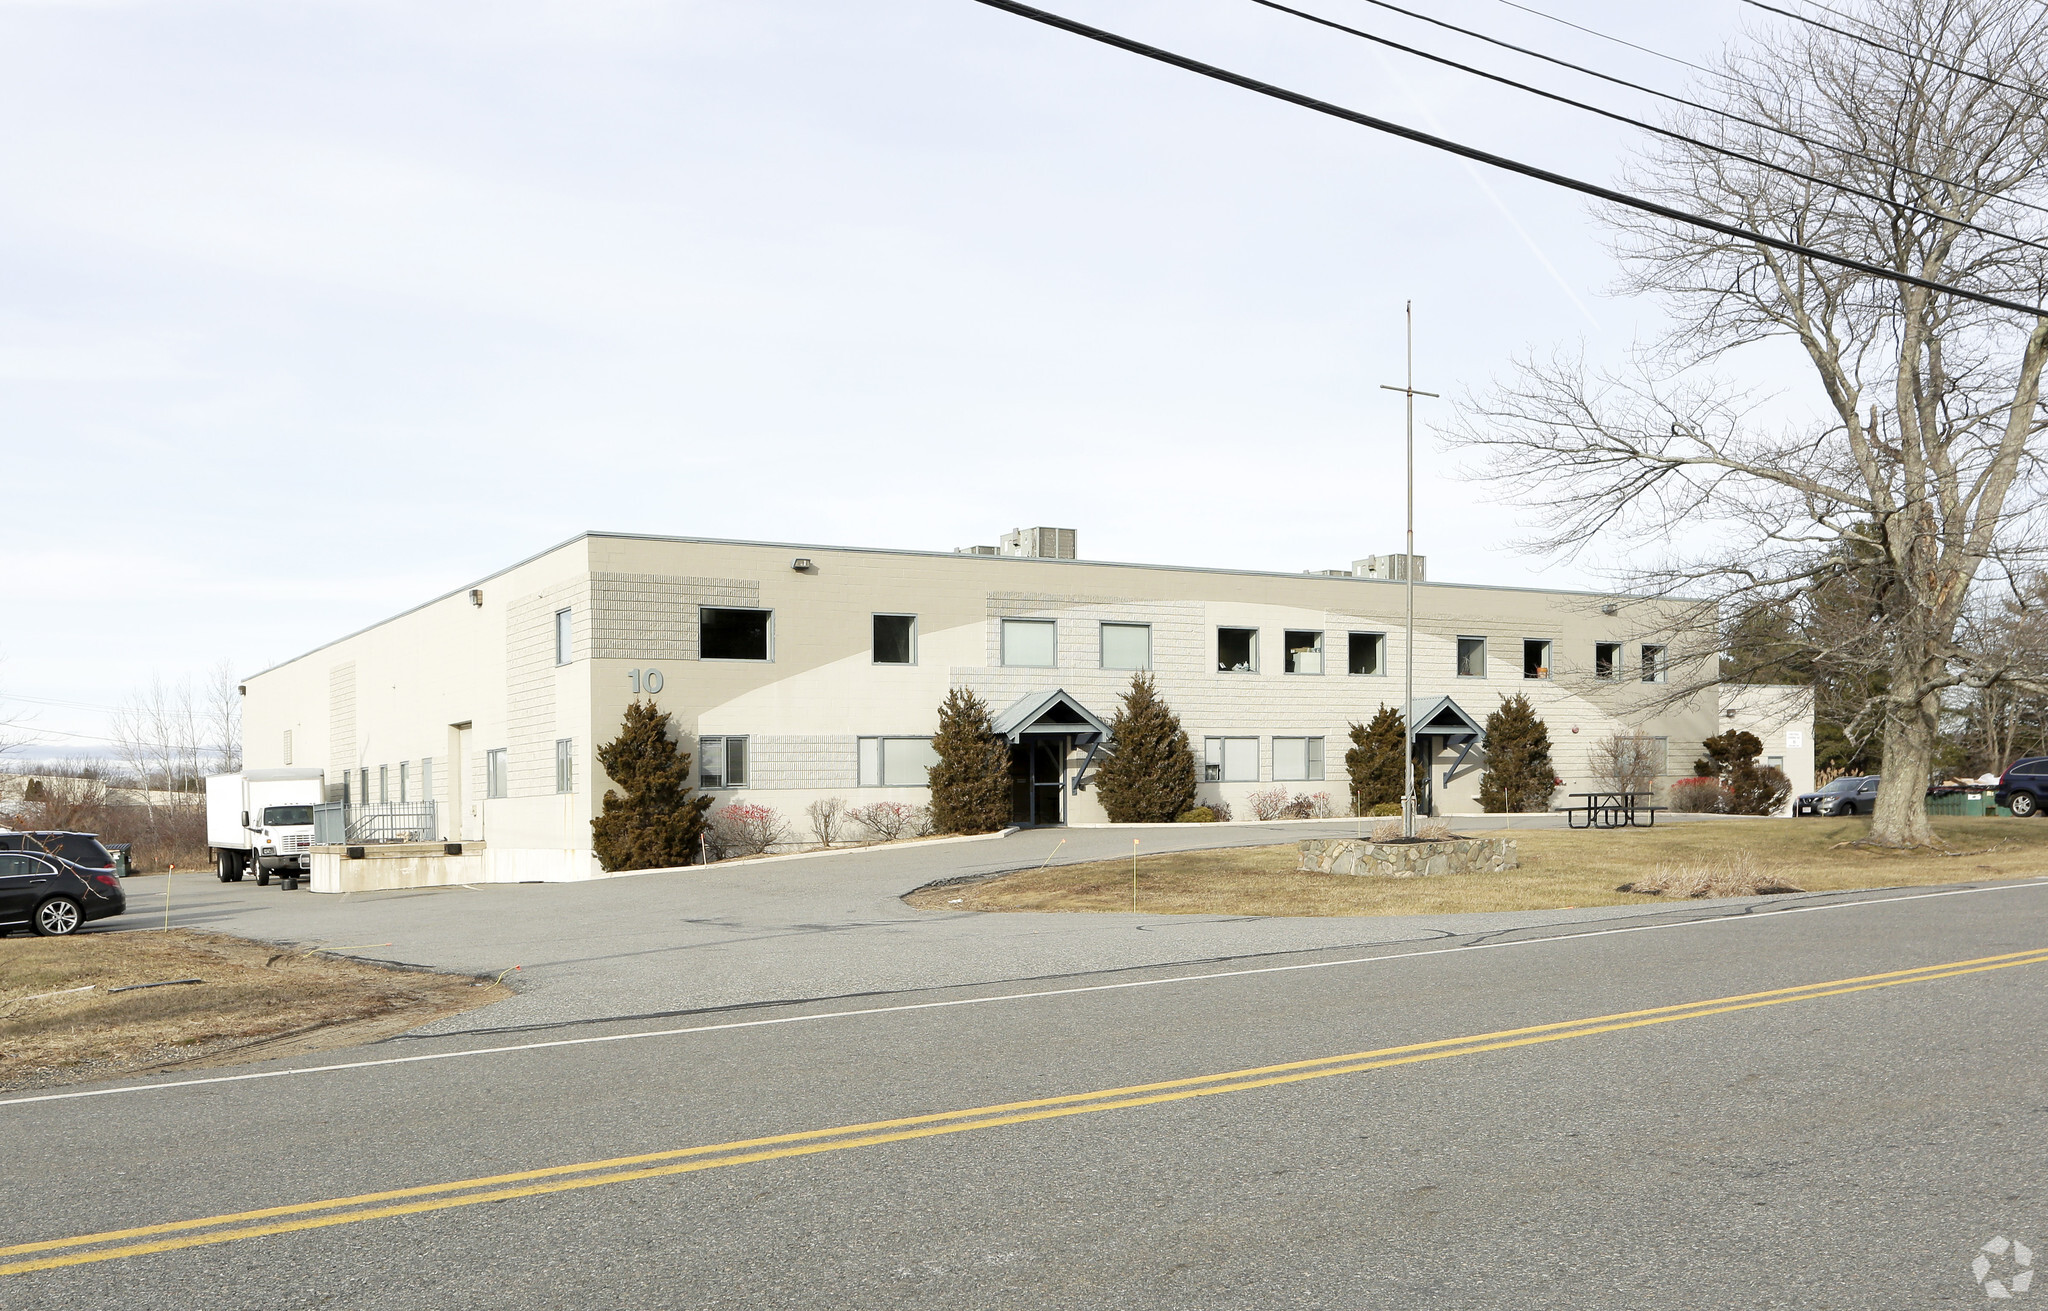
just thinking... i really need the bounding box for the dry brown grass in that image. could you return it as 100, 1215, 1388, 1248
0, 930, 510, 1091
1618, 849, 1805, 898
905, 817, 2048, 919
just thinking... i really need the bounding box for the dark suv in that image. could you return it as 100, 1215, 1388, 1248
0, 849, 126, 935
0, 831, 120, 878
1995, 758, 2048, 818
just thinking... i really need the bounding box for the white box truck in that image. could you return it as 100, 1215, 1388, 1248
206, 768, 326, 890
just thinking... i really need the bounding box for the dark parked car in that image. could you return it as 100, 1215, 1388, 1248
0, 849, 125, 935
0, 830, 119, 878
1995, 758, 2048, 818
1795, 775, 1880, 817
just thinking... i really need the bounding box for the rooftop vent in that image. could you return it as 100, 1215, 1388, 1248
1354, 554, 1425, 582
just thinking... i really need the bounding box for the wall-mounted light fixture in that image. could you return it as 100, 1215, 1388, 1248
470, 588, 484, 607
1599, 603, 1619, 616
791, 557, 814, 572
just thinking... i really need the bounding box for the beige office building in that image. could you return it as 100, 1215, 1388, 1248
241, 528, 1814, 882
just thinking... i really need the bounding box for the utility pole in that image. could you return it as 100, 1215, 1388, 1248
1381, 302, 1437, 838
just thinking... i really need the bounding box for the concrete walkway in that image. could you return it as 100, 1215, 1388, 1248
113, 813, 1762, 1034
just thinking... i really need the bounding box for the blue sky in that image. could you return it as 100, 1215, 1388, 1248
1, 0, 1793, 753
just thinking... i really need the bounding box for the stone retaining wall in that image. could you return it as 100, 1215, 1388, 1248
1298, 836, 1519, 878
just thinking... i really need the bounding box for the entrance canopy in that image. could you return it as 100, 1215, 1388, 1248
1408, 695, 1485, 743
990, 689, 1112, 745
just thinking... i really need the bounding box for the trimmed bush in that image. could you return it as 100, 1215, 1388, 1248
1175, 806, 1219, 824
1346, 707, 1407, 815
1094, 673, 1200, 823
1477, 694, 1557, 813
927, 690, 1012, 834
1368, 801, 1403, 818
591, 700, 713, 871
1669, 777, 1725, 813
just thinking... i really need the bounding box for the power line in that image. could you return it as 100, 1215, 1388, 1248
1333, 0, 2048, 219
1740, 0, 2048, 100
1490, 0, 1719, 77
965, 0, 2048, 318
1248, 0, 2048, 255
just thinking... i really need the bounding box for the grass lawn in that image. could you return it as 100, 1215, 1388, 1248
0, 929, 510, 1091
904, 817, 2048, 919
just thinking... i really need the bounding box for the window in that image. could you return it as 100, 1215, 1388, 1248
1001, 618, 1057, 668
1100, 622, 1152, 671
1273, 737, 1325, 781
342, 774, 351, 806
555, 607, 573, 666
283, 729, 293, 765
399, 760, 411, 804
1523, 640, 1551, 679
700, 608, 772, 661
1766, 755, 1784, 771
378, 764, 389, 804
555, 739, 574, 793
858, 736, 942, 787
485, 749, 507, 799
421, 757, 434, 803
1641, 644, 1668, 683
700, 735, 748, 789
1217, 627, 1258, 673
1647, 737, 1668, 775
873, 614, 917, 665
1457, 637, 1487, 678
1348, 632, 1386, 676
1203, 736, 1259, 782
1284, 631, 1324, 675
1595, 642, 1622, 679
359, 768, 369, 806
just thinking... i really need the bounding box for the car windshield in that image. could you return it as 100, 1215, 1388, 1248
263, 805, 315, 826
34, 833, 112, 869
1819, 778, 1863, 795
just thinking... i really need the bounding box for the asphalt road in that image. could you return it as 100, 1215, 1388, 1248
8, 871, 2048, 1309
109, 814, 1752, 1032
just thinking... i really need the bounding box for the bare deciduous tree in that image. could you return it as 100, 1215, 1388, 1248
207, 659, 242, 774
1590, 729, 1664, 798
111, 674, 206, 828
1447, 0, 2048, 848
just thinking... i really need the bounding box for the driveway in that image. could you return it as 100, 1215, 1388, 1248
115, 814, 1807, 1034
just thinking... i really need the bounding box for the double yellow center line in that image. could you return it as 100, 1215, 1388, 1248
6, 944, 2045, 1277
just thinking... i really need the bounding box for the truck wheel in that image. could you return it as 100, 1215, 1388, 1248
256, 867, 270, 887
31, 897, 82, 936
217, 851, 235, 882
2013, 792, 2039, 818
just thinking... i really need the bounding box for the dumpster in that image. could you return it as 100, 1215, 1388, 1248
106, 843, 134, 878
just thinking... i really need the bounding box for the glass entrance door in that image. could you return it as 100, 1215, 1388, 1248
1010, 735, 1069, 825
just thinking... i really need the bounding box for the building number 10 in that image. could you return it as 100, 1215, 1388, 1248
629, 668, 665, 694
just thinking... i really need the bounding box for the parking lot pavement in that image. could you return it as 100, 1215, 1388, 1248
108, 815, 1761, 1034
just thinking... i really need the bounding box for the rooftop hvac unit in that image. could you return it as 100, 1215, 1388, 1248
1353, 554, 1426, 582
1000, 526, 1077, 560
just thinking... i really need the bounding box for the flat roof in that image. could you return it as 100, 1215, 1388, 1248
245, 529, 1639, 682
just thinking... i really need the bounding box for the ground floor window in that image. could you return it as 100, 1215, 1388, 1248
700, 735, 748, 789
556, 739, 574, 793
379, 764, 389, 804
859, 736, 941, 787
422, 757, 434, 804
400, 760, 411, 803
1203, 736, 1259, 783
1273, 737, 1325, 781
486, 749, 508, 799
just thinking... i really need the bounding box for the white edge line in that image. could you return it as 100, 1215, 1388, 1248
5, 879, 2045, 1110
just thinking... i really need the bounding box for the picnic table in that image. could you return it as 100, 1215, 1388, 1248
1561, 790, 1663, 829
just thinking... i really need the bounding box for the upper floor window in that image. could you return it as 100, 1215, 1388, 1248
1523, 639, 1552, 680
701, 608, 771, 661
873, 614, 917, 665
1000, 618, 1056, 667
555, 607, 573, 665
1100, 622, 1152, 671
1641, 644, 1668, 683
1284, 631, 1324, 675
1218, 627, 1257, 673
699, 735, 748, 789
1595, 642, 1621, 679
1348, 632, 1386, 676
1457, 637, 1487, 678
